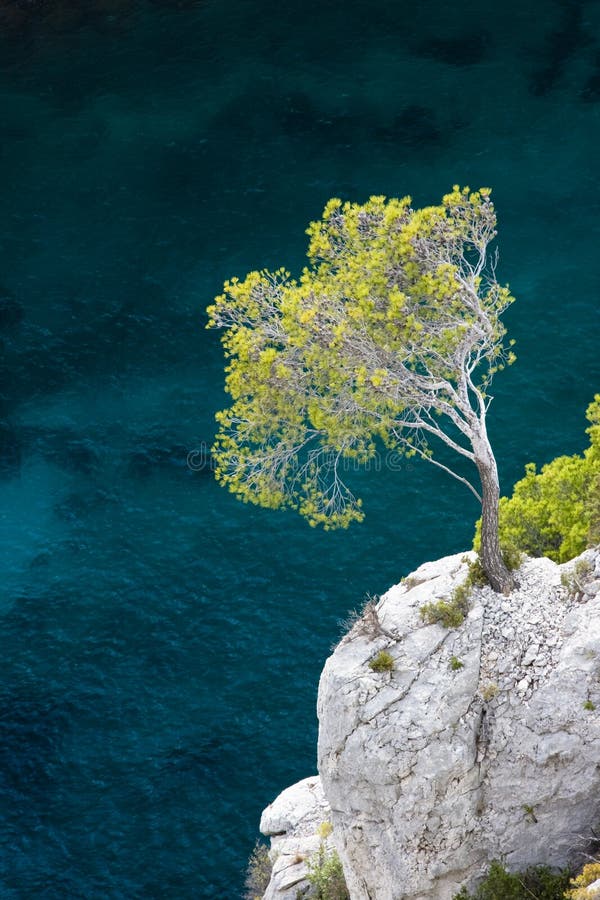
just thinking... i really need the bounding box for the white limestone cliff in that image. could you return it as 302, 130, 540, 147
260, 547, 600, 899
259, 776, 333, 899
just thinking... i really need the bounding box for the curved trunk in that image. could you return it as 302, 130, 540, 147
473, 433, 514, 594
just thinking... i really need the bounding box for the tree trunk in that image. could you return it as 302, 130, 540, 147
473, 434, 515, 594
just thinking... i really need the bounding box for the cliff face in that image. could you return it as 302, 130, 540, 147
316, 548, 600, 899
260, 776, 333, 899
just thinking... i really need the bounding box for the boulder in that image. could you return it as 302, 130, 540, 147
260, 775, 333, 899
317, 548, 600, 899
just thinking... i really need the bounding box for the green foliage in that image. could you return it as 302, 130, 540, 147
420, 551, 518, 630
501, 543, 525, 572
481, 682, 499, 701
476, 396, 600, 563
450, 655, 464, 670
583, 699, 596, 711
453, 860, 571, 899
421, 598, 465, 628
207, 188, 514, 530
307, 846, 350, 900
565, 862, 600, 899
469, 544, 523, 580
317, 821, 333, 839
465, 556, 489, 586
243, 841, 272, 900
421, 579, 472, 628
368, 650, 395, 672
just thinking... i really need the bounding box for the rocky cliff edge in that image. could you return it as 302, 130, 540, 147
261, 548, 600, 899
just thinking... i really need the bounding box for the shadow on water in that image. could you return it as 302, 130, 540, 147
529, 0, 590, 96
376, 105, 444, 151
581, 49, 600, 102
0, 422, 22, 477
0, 685, 71, 824
415, 30, 492, 66
0, 286, 24, 329
126, 430, 192, 478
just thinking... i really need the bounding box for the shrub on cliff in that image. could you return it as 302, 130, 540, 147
475, 395, 600, 563
243, 841, 272, 900
453, 860, 571, 899
307, 845, 349, 900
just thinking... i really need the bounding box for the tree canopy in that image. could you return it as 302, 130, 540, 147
207, 186, 516, 591
484, 394, 600, 563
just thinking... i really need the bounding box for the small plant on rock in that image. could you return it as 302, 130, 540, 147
450, 655, 464, 671
419, 552, 503, 629
583, 699, 596, 711
522, 804, 538, 823
481, 682, 499, 702
453, 859, 571, 899
421, 578, 472, 628
307, 846, 350, 900
368, 650, 394, 673
243, 840, 272, 900
465, 555, 489, 587
317, 821, 333, 840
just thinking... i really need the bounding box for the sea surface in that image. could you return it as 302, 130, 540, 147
1, 0, 600, 896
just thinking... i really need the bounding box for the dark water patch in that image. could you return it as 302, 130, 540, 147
155, 135, 214, 202
377, 105, 443, 150
529, 0, 589, 96
34, 431, 102, 475
316, 107, 374, 151
209, 88, 295, 146
54, 489, 118, 522
279, 91, 320, 138
581, 49, 600, 101
0, 0, 141, 40
416, 31, 490, 66
0, 421, 22, 476
208, 86, 375, 158
127, 435, 192, 478
0, 287, 24, 329
0, 686, 71, 820
5, 284, 200, 404
159, 741, 218, 774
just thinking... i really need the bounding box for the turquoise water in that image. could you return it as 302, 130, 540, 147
1, 1, 600, 896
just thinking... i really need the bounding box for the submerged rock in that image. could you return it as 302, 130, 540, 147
315, 548, 600, 899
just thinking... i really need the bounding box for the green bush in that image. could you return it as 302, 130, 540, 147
453, 860, 571, 899
368, 650, 394, 672
450, 655, 464, 671
421, 579, 472, 628
243, 841, 272, 900
474, 396, 600, 563
307, 846, 350, 900
420, 597, 465, 628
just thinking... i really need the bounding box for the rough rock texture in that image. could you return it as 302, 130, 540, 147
317, 547, 600, 900
260, 775, 333, 899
